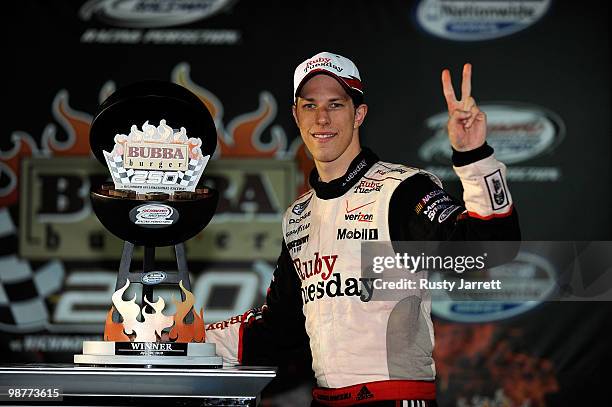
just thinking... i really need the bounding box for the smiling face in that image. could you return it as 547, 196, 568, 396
292, 74, 367, 181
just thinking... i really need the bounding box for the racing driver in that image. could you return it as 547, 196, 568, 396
205, 51, 521, 406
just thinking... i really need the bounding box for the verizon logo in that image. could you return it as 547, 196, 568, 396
344, 212, 373, 222
345, 200, 374, 222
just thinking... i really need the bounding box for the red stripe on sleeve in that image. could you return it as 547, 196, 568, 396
467, 205, 514, 220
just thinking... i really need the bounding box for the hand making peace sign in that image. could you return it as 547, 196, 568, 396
441, 63, 487, 152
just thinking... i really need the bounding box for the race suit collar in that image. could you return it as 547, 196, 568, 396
309, 147, 379, 200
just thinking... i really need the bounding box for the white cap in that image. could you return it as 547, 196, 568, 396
293, 51, 363, 98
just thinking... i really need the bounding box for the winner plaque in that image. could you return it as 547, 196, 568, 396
74, 81, 221, 367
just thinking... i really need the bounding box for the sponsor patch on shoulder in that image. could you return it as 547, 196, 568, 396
484, 169, 509, 210
292, 194, 313, 215
438, 205, 461, 223
416, 189, 462, 223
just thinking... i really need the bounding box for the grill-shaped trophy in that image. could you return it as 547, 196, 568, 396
74, 80, 221, 367
0, 81, 276, 405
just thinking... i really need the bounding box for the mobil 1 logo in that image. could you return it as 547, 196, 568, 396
337, 228, 378, 240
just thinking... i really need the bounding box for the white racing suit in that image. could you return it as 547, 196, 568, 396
205, 145, 520, 405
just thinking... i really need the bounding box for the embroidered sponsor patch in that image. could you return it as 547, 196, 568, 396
292, 194, 313, 215
374, 166, 407, 176
354, 180, 383, 194
287, 235, 309, 253
416, 189, 462, 223
438, 205, 462, 223
286, 223, 310, 238
289, 211, 311, 224
345, 200, 375, 222
337, 228, 378, 240
484, 169, 510, 210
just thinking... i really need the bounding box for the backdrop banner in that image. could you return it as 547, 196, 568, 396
2, 1, 609, 406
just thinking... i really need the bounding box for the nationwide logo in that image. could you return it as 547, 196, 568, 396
287, 235, 309, 253
344, 200, 375, 222
414, 0, 551, 42
301, 273, 376, 304
431, 250, 557, 323
337, 228, 378, 241
289, 211, 311, 224
418, 103, 564, 182
292, 194, 313, 216
354, 180, 382, 194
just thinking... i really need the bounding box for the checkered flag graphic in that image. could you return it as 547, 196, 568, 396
176, 158, 204, 187
0, 209, 65, 330
107, 155, 134, 185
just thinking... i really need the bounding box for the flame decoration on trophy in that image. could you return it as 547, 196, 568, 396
103, 119, 209, 194
104, 280, 205, 343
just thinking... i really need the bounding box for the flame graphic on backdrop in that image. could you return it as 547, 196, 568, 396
217, 91, 281, 157
104, 280, 205, 343
172, 62, 224, 135
0, 91, 93, 207
0, 133, 37, 206
2, 62, 313, 207
172, 62, 285, 158
45, 90, 92, 156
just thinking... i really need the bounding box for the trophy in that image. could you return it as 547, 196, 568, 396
74, 80, 222, 367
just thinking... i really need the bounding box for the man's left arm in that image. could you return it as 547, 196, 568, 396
388, 143, 520, 241
389, 62, 520, 240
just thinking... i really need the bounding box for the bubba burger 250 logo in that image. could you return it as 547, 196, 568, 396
104, 119, 209, 193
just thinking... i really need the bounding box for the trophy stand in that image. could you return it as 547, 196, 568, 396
117, 242, 190, 313
56, 81, 275, 405
1, 81, 276, 405
74, 234, 223, 367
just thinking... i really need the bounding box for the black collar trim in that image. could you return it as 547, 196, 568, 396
309, 148, 379, 200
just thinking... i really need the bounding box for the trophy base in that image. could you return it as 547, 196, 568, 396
74, 341, 223, 367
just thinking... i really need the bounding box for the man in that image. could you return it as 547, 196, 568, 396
205, 52, 520, 406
